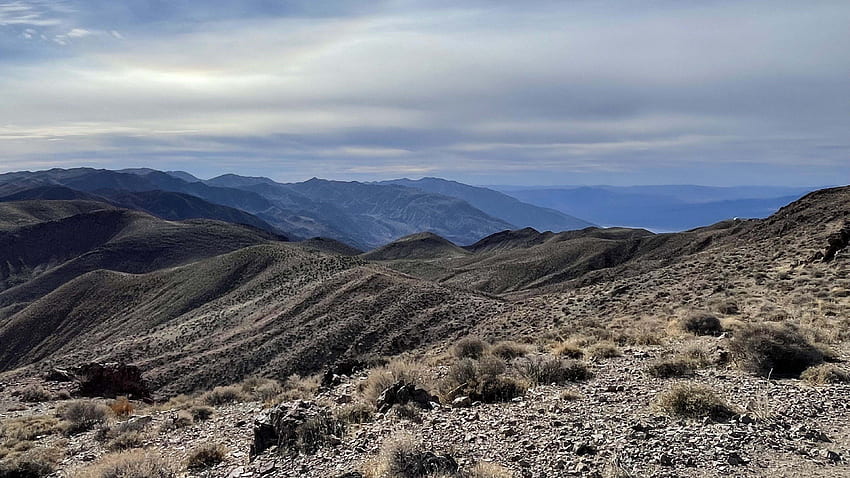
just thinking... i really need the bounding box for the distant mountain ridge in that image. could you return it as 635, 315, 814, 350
376, 177, 593, 233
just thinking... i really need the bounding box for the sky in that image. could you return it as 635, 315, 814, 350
0, 0, 848, 186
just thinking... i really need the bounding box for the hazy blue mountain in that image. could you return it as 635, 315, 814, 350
0, 169, 517, 249
376, 177, 593, 232
498, 185, 816, 231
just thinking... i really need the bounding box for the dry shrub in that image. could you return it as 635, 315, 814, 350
439, 357, 526, 403
801, 364, 850, 385
278, 374, 321, 402
60, 400, 110, 435
645, 358, 695, 378
680, 312, 723, 336
186, 443, 227, 469
358, 360, 430, 404
76, 450, 175, 478
106, 430, 147, 451
201, 385, 247, 406
559, 389, 582, 401
585, 342, 621, 360
515, 356, 592, 385
680, 343, 716, 368
295, 415, 345, 454
489, 341, 530, 360
467, 462, 515, 478
552, 342, 583, 359
729, 323, 824, 377
109, 397, 134, 418
190, 406, 214, 421
655, 383, 737, 421
17, 384, 51, 403
363, 432, 457, 478
452, 337, 489, 359
0, 447, 61, 478
0, 416, 59, 442
335, 402, 374, 424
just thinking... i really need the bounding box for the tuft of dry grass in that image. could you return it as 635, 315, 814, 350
729, 323, 824, 377
362, 432, 457, 478
585, 342, 621, 360
801, 364, 850, 385
0, 447, 62, 477
75, 450, 175, 478
60, 400, 111, 435
452, 336, 489, 359
645, 358, 695, 378
679, 311, 723, 336
335, 402, 375, 425
17, 384, 52, 403
552, 341, 584, 359
358, 360, 431, 405
467, 462, 516, 478
109, 397, 134, 418
489, 341, 530, 360
515, 356, 592, 385
201, 385, 248, 406
654, 383, 737, 421
186, 443, 228, 469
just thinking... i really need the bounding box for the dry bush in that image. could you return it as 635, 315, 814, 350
106, 430, 147, 451
76, 450, 175, 478
467, 462, 515, 478
729, 323, 824, 377
109, 397, 134, 418
335, 402, 375, 425
489, 341, 530, 360
60, 400, 111, 435
277, 374, 321, 402
711, 299, 739, 315
680, 343, 716, 368
801, 364, 850, 385
0, 447, 61, 478
0, 416, 59, 442
186, 443, 227, 469
17, 384, 51, 403
388, 403, 423, 423
645, 358, 695, 378
295, 415, 345, 454
201, 385, 247, 406
190, 406, 214, 421
439, 357, 526, 403
452, 337, 489, 359
156, 394, 197, 411
363, 432, 457, 478
552, 342, 584, 359
585, 342, 621, 360
655, 383, 737, 421
358, 360, 430, 404
559, 390, 582, 401
515, 356, 592, 385
680, 312, 723, 336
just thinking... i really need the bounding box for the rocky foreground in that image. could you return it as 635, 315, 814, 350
1, 333, 848, 478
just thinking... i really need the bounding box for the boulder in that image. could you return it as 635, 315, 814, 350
72, 362, 150, 399
251, 400, 343, 457
376, 381, 439, 413
44, 368, 75, 382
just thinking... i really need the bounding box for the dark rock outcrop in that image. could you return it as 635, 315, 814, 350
72, 362, 150, 399
376, 381, 440, 413
251, 400, 343, 457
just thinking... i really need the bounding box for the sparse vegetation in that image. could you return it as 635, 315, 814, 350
645, 358, 695, 378
76, 450, 175, 478
516, 356, 592, 385
800, 364, 850, 385
585, 341, 621, 359
489, 341, 530, 360
552, 341, 584, 358
729, 323, 824, 377
201, 385, 247, 406
452, 337, 489, 359
17, 384, 51, 403
363, 432, 457, 478
358, 360, 430, 405
680, 311, 723, 336
60, 400, 111, 435
335, 402, 375, 424
186, 443, 227, 469
439, 356, 527, 403
0, 447, 61, 478
467, 462, 515, 478
655, 383, 737, 421
190, 406, 214, 421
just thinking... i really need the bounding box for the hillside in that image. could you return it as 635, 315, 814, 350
0, 205, 280, 313
361, 232, 472, 261
378, 177, 593, 232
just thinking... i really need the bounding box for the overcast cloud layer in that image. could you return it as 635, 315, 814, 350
0, 0, 848, 185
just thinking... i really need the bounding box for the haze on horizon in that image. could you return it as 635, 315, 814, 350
1, 0, 848, 186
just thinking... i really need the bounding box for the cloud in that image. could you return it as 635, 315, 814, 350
0, 0, 848, 185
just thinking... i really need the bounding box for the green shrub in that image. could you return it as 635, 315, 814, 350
729, 323, 824, 377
